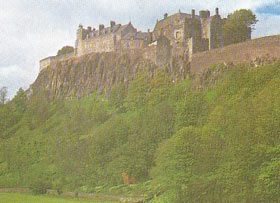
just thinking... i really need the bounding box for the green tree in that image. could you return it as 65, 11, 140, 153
0, 87, 8, 104
222, 9, 257, 46
57, 46, 74, 56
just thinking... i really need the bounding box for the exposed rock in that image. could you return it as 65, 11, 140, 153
28, 51, 189, 100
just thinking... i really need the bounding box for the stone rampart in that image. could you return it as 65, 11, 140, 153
190, 35, 280, 73
39, 52, 74, 72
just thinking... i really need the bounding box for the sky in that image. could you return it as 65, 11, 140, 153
1, 0, 280, 99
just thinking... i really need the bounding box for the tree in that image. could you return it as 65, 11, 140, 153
222, 9, 258, 46
56, 46, 74, 56
0, 87, 8, 104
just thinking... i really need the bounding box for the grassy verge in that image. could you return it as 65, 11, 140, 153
0, 193, 116, 203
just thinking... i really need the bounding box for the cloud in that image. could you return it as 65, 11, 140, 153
0, 0, 280, 99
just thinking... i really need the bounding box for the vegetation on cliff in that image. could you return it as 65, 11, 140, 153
0, 58, 279, 202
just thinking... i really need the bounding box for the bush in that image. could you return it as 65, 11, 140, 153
57, 46, 74, 56
30, 180, 49, 194
52, 178, 65, 195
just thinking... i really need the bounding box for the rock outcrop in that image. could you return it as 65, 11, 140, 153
29, 51, 189, 100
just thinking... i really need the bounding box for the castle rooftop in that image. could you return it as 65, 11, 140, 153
82, 22, 135, 38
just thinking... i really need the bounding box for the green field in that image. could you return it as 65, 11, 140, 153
0, 193, 116, 203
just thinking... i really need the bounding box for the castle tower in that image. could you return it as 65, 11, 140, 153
200, 8, 223, 50
76, 24, 86, 40
209, 8, 223, 49
189, 9, 203, 55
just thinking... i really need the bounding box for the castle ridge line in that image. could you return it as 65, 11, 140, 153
39, 8, 251, 72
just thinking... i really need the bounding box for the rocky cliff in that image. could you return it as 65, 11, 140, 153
28, 51, 189, 100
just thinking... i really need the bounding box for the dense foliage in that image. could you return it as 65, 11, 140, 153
0, 61, 279, 202
222, 9, 258, 46
57, 46, 74, 56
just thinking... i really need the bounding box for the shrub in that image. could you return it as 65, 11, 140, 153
57, 46, 74, 56
30, 180, 49, 194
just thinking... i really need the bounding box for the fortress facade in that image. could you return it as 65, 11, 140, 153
40, 8, 251, 71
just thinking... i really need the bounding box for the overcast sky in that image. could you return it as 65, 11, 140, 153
1, 0, 280, 99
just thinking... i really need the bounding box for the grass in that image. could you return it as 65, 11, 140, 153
0, 193, 117, 203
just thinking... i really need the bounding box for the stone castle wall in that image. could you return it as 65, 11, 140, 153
190, 35, 280, 73
143, 45, 157, 62
40, 52, 75, 72
121, 39, 149, 50
40, 35, 280, 74
75, 23, 139, 57
39, 9, 274, 75
76, 34, 115, 57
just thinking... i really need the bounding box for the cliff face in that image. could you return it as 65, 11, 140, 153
29, 51, 189, 99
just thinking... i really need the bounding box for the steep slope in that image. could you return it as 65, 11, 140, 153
0, 58, 280, 202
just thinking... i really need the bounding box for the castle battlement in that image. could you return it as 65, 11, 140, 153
40, 8, 252, 72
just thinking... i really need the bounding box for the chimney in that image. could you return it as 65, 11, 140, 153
192, 9, 195, 19
110, 21, 116, 28
148, 28, 150, 33
87, 26, 92, 31
79, 24, 83, 29
216, 8, 219, 15
164, 13, 168, 19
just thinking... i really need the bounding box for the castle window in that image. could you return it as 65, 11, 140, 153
175, 31, 180, 39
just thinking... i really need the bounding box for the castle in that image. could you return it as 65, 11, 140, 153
40, 8, 251, 71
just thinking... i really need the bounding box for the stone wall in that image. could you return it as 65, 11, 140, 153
76, 34, 115, 57
156, 36, 171, 64
121, 39, 148, 50
190, 35, 280, 73
39, 52, 75, 72
39, 56, 55, 72
143, 45, 156, 63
